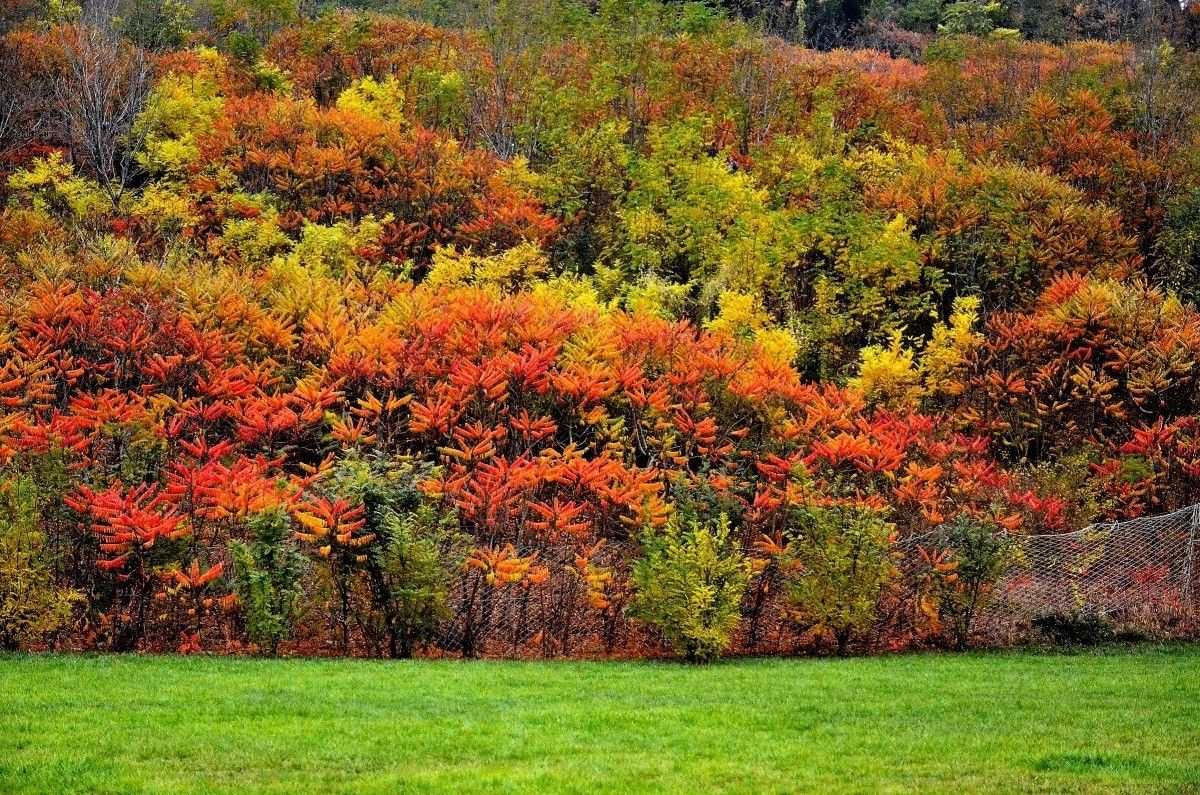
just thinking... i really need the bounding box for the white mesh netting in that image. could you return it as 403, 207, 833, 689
980, 505, 1199, 635
894, 504, 1200, 643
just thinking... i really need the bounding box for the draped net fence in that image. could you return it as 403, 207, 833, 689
438, 540, 639, 658
970, 504, 1199, 638
432, 506, 1200, 657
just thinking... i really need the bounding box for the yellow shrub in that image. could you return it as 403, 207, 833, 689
706, 291, 765, 337
131, 183, 199, 239
426, 243, 548, 292
8, 154, 110, 220
531, 275, 604, 314
922, 296, 984, 397
755, 327, 800, 367
280, 217, 387, 279
213, 195, 291, 265
136, 48, 226, 177
336, 75, 406, 124
849, 331, 921, 405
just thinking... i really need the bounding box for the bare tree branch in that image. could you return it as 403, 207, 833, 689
50, 1, 153, 206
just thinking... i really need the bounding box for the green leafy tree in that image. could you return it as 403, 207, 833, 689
938, 0, 1001, 34
784, 505, 898, 655
230, 509, 306, 656
116, 0, 192, 51
937, 515, 1012, 649
631, 513, 750, 662
373, 505, 468, 658
328, 456, 468, 658
614, 119, 798, 318
203, 0, 298, 45
0, 480, 79, 651
1155, 186, 1200, 305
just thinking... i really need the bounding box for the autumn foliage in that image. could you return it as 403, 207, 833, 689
1, 1, 1199, 658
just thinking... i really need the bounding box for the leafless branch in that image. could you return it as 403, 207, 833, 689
50, 3, 153, 206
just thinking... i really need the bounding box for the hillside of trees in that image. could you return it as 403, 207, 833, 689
0, 0, 1199, 658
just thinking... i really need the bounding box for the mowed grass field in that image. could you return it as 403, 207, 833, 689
1, 646, 1197, 794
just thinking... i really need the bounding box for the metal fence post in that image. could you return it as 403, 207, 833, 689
1184, 505, 1200, 612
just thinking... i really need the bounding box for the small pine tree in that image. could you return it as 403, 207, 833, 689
230, 509, 306, 656
631, 514, 750, 662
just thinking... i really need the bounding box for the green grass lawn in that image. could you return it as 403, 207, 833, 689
1, 647, 1198, 793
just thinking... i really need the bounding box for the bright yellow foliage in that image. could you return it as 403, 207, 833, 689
923, 296, 984, 397
426, 242, 548, 292
136, 49, 226, 177
335, 75, 406, 124
8, 154, 110, 219
281, 217, 388, 279
849, 331, 921, 405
